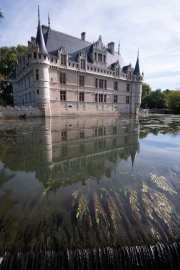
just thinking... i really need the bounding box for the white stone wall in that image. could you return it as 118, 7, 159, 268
12, 52, 143, 117
0, 105, 42, 117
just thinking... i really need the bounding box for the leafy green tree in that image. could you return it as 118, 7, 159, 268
0, 45, 28, 105
142, 83, 152, 99
148, 90, 168, 109
168, 91, 180, 111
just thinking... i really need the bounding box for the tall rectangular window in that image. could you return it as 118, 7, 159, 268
60, 73, 66, 84
99, 79, 103, 89
61, 54, 66, 65
126, 96, 130, 104
80, 130, 85, 139
98, 54, 102, 62
114, 95, 118, 103
60, 91, 66, 101
95, 78, 98, 88
116, 68, 119, 77
104, 80, 107, 89
36, 69, 38, 80
99, 94, 103, 102
104, 94, 106, 103
61, 131, 67, 141
127, 84, 130, 92
34, 52, 37, 59
113, 126, 117, 134
79, 92, 84, 101
81, 59, 85, 69
79, 76, 84, 86
95, 93, 97, 102
114, 82, 118, 90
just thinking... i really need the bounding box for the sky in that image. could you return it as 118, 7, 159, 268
0, 0, 180, 90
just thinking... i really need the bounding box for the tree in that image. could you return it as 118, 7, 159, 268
141, 89, 168, 109
142, 83, 152, 99
168, 91, 180, 111
148, 90, 168, 109
0, 45, 28, 105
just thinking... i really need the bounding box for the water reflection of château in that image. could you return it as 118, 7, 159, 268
15, 116, 140, 187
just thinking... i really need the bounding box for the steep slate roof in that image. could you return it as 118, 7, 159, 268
133, 55, 141, 76
36, 24, 48, 54
43, 28, 127, 70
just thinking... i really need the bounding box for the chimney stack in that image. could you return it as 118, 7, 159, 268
81, 32, 86, 41
108, 42, 115, 55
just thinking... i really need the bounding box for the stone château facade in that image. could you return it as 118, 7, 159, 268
12, 7, 143, 117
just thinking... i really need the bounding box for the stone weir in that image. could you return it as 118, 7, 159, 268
0, 106, 42, 118
0, 242, 180, 270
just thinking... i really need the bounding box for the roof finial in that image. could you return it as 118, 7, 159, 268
137, 48, 139, 58
48, 12, 50, 28
38, 5, 40, 26
118, 41, 120, 54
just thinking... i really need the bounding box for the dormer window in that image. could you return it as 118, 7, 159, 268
81, 59, 85, 69
116, 68, 119, 77
61, 55, 66, 65
98, 54, 102, 62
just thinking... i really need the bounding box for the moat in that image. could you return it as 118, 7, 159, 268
0, 115, 180, 254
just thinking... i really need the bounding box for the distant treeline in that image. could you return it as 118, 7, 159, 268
141, 83, 180, 111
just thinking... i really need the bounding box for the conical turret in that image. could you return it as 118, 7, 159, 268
133, 49, 141, 76
36, 6, 48, 54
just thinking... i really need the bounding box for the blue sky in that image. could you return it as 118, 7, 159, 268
1, 0, 180, 90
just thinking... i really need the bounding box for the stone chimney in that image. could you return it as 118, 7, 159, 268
81, 32, 86, 41
108, 42, 115, 55
31, 37, 36, 44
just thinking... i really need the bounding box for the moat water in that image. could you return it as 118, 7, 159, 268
0, 114, 180, 258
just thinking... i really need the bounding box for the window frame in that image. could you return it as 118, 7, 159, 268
79, 75, 84, 86
60, 90, 66, 101
60, 72, 66, 84
79, 92, 84, 102
114, 95, 118, 103
61, 54, 66, 65
114, 81, 118, 90
126, 96, 130, 104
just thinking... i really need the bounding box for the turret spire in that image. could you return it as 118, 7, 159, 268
48, 13, 50, 28
118, 41, 120, 54
38, 5, 40, 26
36, 6, 48, 54
133, 49, 141, 76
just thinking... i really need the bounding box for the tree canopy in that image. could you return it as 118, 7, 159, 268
0, 45, 28, 105
141, 82, 180, 111
167, 91, 180, 111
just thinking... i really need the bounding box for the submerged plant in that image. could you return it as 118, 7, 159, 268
150, 173, 177, 194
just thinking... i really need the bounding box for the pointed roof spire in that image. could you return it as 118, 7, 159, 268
48, 12, 50, 28
38, 5, 40, 26
133, 49, 141, 76
36, 6, 48, 54
118, 41, 120, 54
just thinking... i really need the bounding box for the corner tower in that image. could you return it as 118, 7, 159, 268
131, 50, 143, 114
32, 6, 50, 116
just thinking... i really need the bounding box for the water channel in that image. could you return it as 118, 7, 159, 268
0, 114, 180, 269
